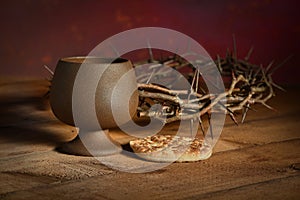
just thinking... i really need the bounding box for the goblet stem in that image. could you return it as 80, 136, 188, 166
57, 130, 122, 156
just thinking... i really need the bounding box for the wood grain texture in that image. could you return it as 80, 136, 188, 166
0, 78, 299, 199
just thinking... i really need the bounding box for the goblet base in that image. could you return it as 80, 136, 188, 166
57, 129, 122, 156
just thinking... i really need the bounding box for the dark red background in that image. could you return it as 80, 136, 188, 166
0, 0, 299, 84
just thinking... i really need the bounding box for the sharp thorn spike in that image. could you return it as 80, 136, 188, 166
147, 40, 154, 62
190, 119, 194, 137
271, 81, 286, 92
217, 54, 222, 73
146, 69, 155, 84
229, 112, 239, 125
195, 70, 200, 93
262, 103, 276, 111
241, 103, 250, 123
43, 65, 54, 76
266, 60, 275, 73
232, 34, 237, 62
245, 46, 254, 61
270, 54, 293, 75
198, 116, 205, 136
243, 104, 257, 112
109, 42, 120, 57
207, 113, 214, 140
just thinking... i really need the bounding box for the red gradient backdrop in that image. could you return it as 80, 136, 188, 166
0, 0, 299, 84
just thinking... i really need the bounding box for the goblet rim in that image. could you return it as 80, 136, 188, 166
59, 56, 128, 64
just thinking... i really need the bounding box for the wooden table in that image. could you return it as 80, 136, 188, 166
0, 78, 299, 199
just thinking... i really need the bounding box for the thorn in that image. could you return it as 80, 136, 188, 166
218, 102, 238, 125
190, 69, 197, 91
190, 119, 194, 137
245, 46, 254, 61
271, 81, 286, 92
195, 70, 200, 93
231, 70, 236, 79
265, 60, 275, 73
147, 40, 154, 62
253, 66, 261, 78
146, 69, 155, 84
218, 101, 238, 125
241, 103, 250, 123
232, 34, 237, 62
188, 70, 197, 102
207, 113, 214, 140
269, 54, 293, 75
43, 65, 54, 76
109, 42, 120, 57
262, 102, 276, 111
251, 67, 262, 84
217, 54, 222, 73
199, 86, 206, 94
218, 101, 233, 114
226, 48, 230, 58
248, 69, 253, 80
260, 64, 267, 81
198, 116, 205, 136
243, 104, 257, 112
229, 112, 238, 125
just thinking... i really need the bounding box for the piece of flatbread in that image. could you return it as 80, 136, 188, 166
129, 135, 212, 162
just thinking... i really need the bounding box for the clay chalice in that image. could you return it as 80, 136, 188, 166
50, 57, 138, 156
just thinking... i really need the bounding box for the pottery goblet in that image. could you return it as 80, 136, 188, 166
50, 57, 138, 156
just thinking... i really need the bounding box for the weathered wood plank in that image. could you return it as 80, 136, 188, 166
1, 139, 299, 199
187, 175, 300, 200
0, 79, 299, 199
0, 172, 56, 195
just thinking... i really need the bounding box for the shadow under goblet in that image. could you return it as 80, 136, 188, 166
50, 57, 138, 156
